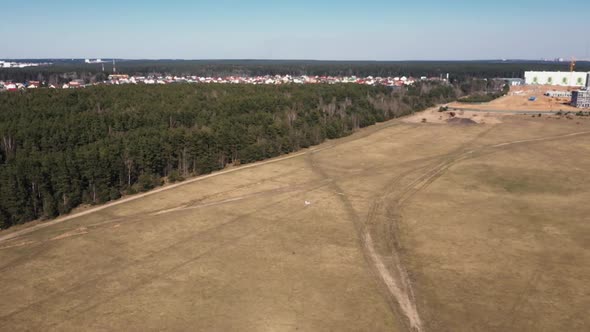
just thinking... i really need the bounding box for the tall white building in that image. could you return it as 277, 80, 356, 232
524, 71, 587, 87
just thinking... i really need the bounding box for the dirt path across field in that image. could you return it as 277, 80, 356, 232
0, 120, 409, 245
358, 128, 590, 331
1, 114, 589, 331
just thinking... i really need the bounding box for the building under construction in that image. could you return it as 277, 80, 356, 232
571, 73, 590, 108
524, 71, 587, 86
571, 90, 590, 108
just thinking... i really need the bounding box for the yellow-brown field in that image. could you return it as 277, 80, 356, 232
1, 114, 589, 331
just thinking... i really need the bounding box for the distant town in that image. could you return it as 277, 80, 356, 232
0, 73, 447, 91
1, 59, 589, 109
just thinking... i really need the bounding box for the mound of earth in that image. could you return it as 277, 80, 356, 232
447, 117, 478, 125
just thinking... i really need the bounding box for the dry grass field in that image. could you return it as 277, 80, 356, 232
1, 112, 589, 331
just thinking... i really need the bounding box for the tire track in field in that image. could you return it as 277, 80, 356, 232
357, 125, 499, 331
0, 121, 408, 244
43, 183, 332, 331
371, 129, 590, 331
0, 181, 330, 326
305, 149, 430, 331
394, 130, 590, 209
335, 125, 590, 331
0, 121, 413, 286
152, 178, 332, 216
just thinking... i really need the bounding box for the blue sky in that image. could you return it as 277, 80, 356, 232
1, 0, 589, 60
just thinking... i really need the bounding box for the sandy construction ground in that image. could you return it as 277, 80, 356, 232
448, 85, 586, 113
1, 113, 589, 331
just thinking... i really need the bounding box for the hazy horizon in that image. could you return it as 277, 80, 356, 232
2, 0, 590, 60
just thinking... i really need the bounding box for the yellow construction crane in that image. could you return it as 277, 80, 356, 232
568, 57, 577, 86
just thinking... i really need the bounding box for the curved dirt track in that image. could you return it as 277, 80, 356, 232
1, 116, 589, 331
350, 126, 590, 331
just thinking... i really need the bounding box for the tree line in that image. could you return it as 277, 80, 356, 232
0, 82, 477, 228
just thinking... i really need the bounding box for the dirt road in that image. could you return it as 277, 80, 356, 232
1, 114, 589, 331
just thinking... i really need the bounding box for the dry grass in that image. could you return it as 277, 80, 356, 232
401, 131, 590, 331
0, 113, 589, 331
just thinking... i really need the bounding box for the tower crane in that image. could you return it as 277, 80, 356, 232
569, 57, 576, 86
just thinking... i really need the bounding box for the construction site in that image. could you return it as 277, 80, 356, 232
404, 81, 590, 126
428, 60, 590, 119
524, 59, 590, 109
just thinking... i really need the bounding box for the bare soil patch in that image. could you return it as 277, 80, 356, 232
446, 117, 477, 125
449, 85, 586, 112
402, 107, 504, 125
